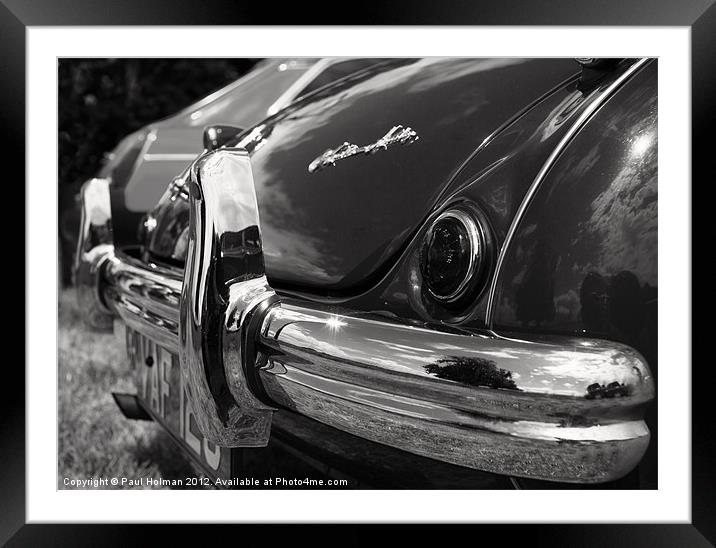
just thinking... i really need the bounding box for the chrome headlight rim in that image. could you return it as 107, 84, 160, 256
420, 205, 489, 306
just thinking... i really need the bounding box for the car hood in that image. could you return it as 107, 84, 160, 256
149, 58, 579, 293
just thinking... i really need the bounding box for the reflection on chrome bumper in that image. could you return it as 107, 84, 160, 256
75, 149, 655, 484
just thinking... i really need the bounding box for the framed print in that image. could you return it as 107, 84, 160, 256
8, 0, 711, 544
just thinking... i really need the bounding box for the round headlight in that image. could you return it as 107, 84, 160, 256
420, 208, 485, 304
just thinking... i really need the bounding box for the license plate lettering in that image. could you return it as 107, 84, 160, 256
178, 374, 221, 471
128, 330, 230, 477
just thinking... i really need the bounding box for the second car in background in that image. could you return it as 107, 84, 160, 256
97, 58, 385, 251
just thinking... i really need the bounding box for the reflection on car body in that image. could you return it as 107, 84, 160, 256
76, 57, 658, 489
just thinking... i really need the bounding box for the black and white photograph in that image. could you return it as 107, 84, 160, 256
8, 7, 707, 542
60, 56, 658, 490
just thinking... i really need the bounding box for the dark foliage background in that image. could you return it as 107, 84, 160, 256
58, 58, 260, 284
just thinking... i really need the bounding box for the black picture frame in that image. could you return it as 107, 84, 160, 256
8, 1, 711, 544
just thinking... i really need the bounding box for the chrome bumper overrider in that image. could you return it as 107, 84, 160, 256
75, 148, 655, 483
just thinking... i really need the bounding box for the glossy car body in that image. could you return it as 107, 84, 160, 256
96, 58, 384, 251
76, 58, 657, 488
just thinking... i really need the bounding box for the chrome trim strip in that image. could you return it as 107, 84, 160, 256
142, 153, 198, 162
120, 128, 157, 185
485, 58, 650, 327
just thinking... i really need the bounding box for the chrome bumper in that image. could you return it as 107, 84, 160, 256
75, 148, 655, 483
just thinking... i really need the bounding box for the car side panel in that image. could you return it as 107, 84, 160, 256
491, 61, 657, 364
490, 61, 657, 487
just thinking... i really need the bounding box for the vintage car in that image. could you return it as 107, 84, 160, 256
75, 57, 657, 489
84, 57, 382, 255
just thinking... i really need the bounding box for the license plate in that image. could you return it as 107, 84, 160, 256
125, 328, 232, 480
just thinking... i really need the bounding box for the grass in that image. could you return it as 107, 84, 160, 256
58, 288, 207, 489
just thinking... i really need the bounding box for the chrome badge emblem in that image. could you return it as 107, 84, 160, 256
308, 125, 419, 173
